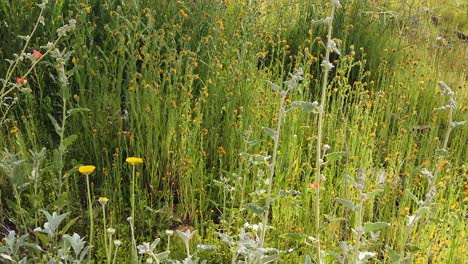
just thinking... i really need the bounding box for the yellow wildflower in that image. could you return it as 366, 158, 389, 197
98, 197, 109, 206
126, 157, 143, 165
79, 165, 96, 175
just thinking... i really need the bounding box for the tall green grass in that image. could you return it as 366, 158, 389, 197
1, 0, 466, 263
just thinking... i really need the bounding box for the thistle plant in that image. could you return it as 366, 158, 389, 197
331, 169, 388, 263
313, 0, 342, 262
393, 81, 465, 263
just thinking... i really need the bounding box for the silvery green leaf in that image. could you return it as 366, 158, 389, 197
261, 254, 280, 263
304, 255, 312, 264
435, 149, 449, 157
153, 239, 165, 253
325, 151, 346, 163
67, 108, 91, 116
262, 127, 278, 141
62, 134, 78, 148
40, 210, 70, 237
321, 60, 334, 71
63, 233, 85, 256
385, 246, 400, 263
366, 189, 383, 200
358, 251, 376, 261
405, 189, 421, 205
197, 244, 217, 251
18, 35, 30, 41
79, 246, 89, 261
155, 251, 170, 260
214, 232, 234, 246
404, 243, 420, 252
327, 251, 343, 262
279, 233, 306, 242
24, 242, 42, 252
279, 190, 301, 196
363, 222, 389, 233
332, 0, 342, 8
47, 114, 62, 135
176, 229, 197, 244
266, 81, 281, 92
0, 254, 13, 261
244, 203, 268, 215
334, 198, 355, 210
245, 139, 263, 146
288, 101, 319, 113
450, 121, 466, 128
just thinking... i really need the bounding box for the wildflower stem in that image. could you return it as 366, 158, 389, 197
0, 6, 45, 97
130, 164, 138, 262
315, 1, 337, 262
102, 204, 110, 264
259, 89, 286, 248
85, 174, 94, 260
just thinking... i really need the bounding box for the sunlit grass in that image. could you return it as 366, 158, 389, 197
0, 0, 466, 263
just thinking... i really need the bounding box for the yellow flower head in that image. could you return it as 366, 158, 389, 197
79, 165, 96, 175
98, 197, 109, 206
126, 157, 143, 165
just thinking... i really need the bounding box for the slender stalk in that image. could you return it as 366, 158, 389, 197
0, 7, 45, 96
315, 2, 337, 262
259, 91, 286, 248
102, 203, 110, 264
130, 165, 137, 263
85, 174, 94, 260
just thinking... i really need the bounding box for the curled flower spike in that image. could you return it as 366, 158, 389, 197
16, 77, 26, 85
98, 197, 109, 206
33, 49, 43, 59
78, 165, 96, 175
126, 157, 143, 165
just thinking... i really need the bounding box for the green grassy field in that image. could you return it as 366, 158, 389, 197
0, 0, 466, 263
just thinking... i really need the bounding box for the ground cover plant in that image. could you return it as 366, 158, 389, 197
0, 0, 466, 263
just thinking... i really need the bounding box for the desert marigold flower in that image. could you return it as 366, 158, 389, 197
79, 165, 96, 175
126, 157, 143, 165
32, 49, 43, 59
98, 197, 109, 205
16, 77, 26, 85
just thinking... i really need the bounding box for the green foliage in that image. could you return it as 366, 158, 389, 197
0, 0, 466, 263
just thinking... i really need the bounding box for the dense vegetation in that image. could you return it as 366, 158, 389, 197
1, 0, 466, 263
